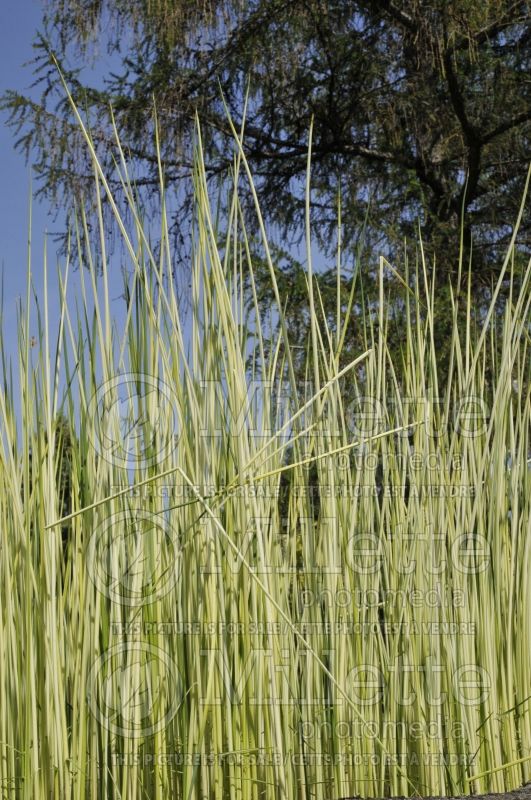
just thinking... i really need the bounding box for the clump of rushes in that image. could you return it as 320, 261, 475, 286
0, 85, 530, 800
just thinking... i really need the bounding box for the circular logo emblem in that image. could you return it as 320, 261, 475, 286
88, 373, 178, 468
87, 642, 182, 738
87, 510, 181, 606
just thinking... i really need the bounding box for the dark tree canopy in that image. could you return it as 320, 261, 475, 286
2, 0, 530, 287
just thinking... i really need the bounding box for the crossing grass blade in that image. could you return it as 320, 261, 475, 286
0, 97, 530, 799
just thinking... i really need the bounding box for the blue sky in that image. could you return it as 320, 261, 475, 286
0, 2, 314, 383
0, 1, 48, 289
0, 0, 83, 369
0, 1, 126, 373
